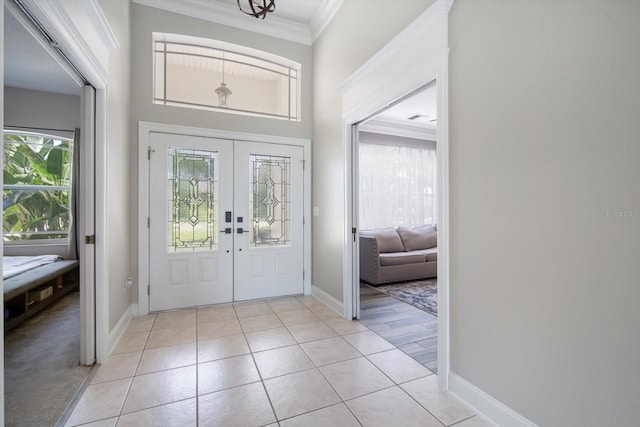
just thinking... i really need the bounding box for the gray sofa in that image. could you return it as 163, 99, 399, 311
359, 225, 437, 285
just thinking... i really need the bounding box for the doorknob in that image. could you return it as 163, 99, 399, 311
219, 228, 232, 234
236, 228, 250, 234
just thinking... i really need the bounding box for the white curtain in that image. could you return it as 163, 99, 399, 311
359, 142, 437, 230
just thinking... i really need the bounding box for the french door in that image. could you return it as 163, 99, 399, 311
148, 133, 304, 311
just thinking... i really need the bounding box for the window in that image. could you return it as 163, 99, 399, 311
359, 141, 437, 229
153, 33, 301, 121
3, 131, 74, 241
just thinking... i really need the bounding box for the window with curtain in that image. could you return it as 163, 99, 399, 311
3, 130, 74, 241
359, 140, 437, 230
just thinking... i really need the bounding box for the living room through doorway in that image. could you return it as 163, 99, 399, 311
355, 82, 439, 373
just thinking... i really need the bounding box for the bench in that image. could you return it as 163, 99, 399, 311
4, 260, 79, 331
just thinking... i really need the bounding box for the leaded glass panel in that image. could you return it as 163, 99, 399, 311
168, 148, 218, 252
250, 155, 291, 247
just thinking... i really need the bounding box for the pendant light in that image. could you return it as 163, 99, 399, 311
215, 55, 232, 108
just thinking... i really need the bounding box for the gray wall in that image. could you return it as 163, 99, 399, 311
3, 86, 80, 136
449, 0, 640, 425
99, 0, 132, 331
130, 4, 313, 302
312, 0, 434, 301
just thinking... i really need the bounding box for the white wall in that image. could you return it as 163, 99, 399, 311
130, 4, 312, 303
449, 1, 640, 425
312, 0, 434, 301
98, 0, 132, 331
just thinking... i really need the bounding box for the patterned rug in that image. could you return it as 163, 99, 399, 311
372, 279, 437, 316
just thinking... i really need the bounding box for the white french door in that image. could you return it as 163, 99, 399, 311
233, 141, 304, 301
148, 133, 303, 311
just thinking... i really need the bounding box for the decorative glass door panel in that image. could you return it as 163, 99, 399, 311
168, 148, 219, 252
250, 154, 291, 247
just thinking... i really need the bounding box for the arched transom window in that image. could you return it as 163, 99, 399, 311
153, 33, 301, 121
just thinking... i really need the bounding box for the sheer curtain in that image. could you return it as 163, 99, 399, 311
359, 141, 437, 230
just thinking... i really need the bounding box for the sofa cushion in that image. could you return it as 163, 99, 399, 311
379, 252, 427, 266
415, 248, 438, 262
361, 228, 405, 253
397, 225, 437, 251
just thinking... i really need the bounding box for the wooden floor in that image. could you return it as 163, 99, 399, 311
359, 284, 438, 373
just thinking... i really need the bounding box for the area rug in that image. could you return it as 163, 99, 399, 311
373, 279, 437, 316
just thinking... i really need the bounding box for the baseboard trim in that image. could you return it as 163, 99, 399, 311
108, 304, 133, 356
311, 285, 344, 317
449, 373, 538, 427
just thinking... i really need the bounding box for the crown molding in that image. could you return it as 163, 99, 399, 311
309, 0, 343, 42
360, 119, 437, 141
133, 0, 328, 45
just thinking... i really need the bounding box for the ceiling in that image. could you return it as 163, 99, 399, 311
4, 5, 82, 96
360, 82, 437, 140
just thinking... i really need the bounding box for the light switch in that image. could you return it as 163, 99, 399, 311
313, 206, 320, 217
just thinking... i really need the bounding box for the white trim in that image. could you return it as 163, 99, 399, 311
449, 374, 538, 427
83, 0, 119, 49
311, 285, 343, 316
309, 0, 343, 42
19, 0, 112, 88
94, 87, 109, 363
359, 119, 437, 141
436, 51, 451, 388
1, 4, 6, 422
339, 0, 452, 390
137, 121, 312, 315
134, 0, 313, 45
108, 304, 133, 356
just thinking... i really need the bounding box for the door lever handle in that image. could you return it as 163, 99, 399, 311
219, 228, 232, 234
236, 228, 250, 234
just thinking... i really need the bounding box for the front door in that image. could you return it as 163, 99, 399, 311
148, 133, 304, 311
233, 141, 304, 301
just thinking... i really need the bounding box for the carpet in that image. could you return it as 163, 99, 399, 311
373, 278, 437, 316
4, 291, 92, 427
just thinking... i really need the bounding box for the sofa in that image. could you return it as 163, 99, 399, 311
359, 225, 437, 285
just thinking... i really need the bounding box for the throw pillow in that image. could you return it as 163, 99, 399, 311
397, 225, 437, 251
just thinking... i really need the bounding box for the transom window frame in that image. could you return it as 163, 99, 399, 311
153, 33, 302, 121
3, 129, 75, 244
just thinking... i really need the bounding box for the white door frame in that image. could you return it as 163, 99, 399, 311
339, 0, 453, 389
137, 121, 312, 316
6, 0, 119, 365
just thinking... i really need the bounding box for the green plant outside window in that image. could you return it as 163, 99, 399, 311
3, 131, 73, 241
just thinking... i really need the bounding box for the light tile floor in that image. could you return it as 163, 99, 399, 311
65, 295, 492, 427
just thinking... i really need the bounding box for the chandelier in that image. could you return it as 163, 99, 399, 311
237, 0, 276, 19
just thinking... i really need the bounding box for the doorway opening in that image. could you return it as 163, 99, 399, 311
355, 83, 439, 372
2, 1, 97, 424
340, 0, 451, 387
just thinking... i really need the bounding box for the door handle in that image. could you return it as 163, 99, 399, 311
236, 228, 250, 234
219, 228, 232, 234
